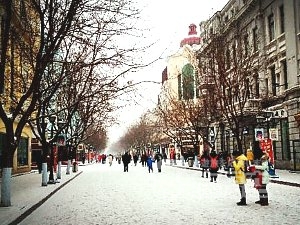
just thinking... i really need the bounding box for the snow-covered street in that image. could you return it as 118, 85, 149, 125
1, 161, 300, 225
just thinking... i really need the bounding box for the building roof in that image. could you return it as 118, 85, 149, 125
180, 24, 201, 47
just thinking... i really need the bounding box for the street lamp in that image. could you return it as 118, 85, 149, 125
56, 120, 66, 180
48, 115, 56, 184
40, 119, 49, 186
193, 126, 201, 167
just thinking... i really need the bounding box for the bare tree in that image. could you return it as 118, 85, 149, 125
156, 86, 215, 158
0, 0, 148, 206
197, 29, 264, 153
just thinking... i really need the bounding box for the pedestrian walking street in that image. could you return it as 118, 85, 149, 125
0, 160, 300, 225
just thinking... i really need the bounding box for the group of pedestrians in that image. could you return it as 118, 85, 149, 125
199, 150, 219, 182
174, 147, 270, 207
232, 150, 270, 206
120, 151, 164, 173
199, 148, 270, 206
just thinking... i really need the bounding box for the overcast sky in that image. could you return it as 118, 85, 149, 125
106, 0, 229, 151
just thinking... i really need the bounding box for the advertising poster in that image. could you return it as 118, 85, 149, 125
269, 128, 278, 141
255, 128, 264, 141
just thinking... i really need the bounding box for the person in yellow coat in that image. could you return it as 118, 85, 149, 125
232, 150, 248, 206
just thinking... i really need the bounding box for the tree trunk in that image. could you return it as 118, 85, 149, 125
1, 168, 12, 207
41, 163, 48, 186
1, 143, 15, 207
57, 161, 62, 179
66, 159, 71, 175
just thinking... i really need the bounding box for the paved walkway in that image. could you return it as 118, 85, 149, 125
0, 162, 299, 225
0, 166, 83, 225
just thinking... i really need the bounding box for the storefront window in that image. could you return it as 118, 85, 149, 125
18, 137, 29, 166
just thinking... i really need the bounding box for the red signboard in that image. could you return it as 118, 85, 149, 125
259, 138, 274, 164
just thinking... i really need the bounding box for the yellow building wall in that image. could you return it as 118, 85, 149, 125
0, 120, 33, 174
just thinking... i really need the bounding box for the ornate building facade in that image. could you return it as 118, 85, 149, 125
198, 0, 300, 170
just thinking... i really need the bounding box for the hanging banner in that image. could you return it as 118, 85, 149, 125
259, 138, 274, 164
259, 138, 278, 178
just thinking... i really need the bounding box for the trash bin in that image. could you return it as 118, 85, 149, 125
188, 157, 194, 167
72, 161, 78, 172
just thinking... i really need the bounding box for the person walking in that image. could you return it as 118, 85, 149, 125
162, 152, 167, 163
232, 150, 248, 206
122, 152, 131, 172
209, 150, 219, 183
253, 153, 270, 206
200, 151, 210, 178
170, 147, 176, 165
154, 152, 163, 172
108, 154, 113, 166
133, 153, 138, 166
141, 153, 147, 167
146, 155, 154, 173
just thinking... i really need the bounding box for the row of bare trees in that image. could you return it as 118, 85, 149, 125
114, 110, 163, 152
117, 27, 265, 160
0, 0, 151, 206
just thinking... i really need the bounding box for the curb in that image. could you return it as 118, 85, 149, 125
8, 171, 83, 225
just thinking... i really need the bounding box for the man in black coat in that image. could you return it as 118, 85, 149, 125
122, 152, 131, 172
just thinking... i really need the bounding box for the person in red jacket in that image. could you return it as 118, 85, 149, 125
209, 150, 219, 182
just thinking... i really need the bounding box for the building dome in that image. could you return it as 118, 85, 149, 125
180, 24, 201, 47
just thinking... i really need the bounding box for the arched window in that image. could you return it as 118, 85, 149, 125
182, 64, 195, 100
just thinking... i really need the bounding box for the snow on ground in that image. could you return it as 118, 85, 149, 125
16, 161, 300, 225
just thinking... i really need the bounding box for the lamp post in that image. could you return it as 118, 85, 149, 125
40, 120, 49, 186
242, 126, 249, 151
66, 141, 71, 175
194, 126, 200, 167
48, 115, 56, 184
56, 120, 66, 180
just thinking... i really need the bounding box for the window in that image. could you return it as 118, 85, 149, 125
178, 74, 182, 100
195, 70, 200, 98
182, 64, 195, 100
268, 13, 275, 41
18, 137, 29, 166
224, 15, 229, 23
265, 78, 269, 96
244, 34, 249, 57
281, 119, 290, 160
245, 78, 250, 98
270, 66, 276, 96
232, 44, 236, 64
254, 73, 260, 98
281, 60, 288, 89
279, 5, 285, 34
226, 49, 231, 70
252, 26, 258, 51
